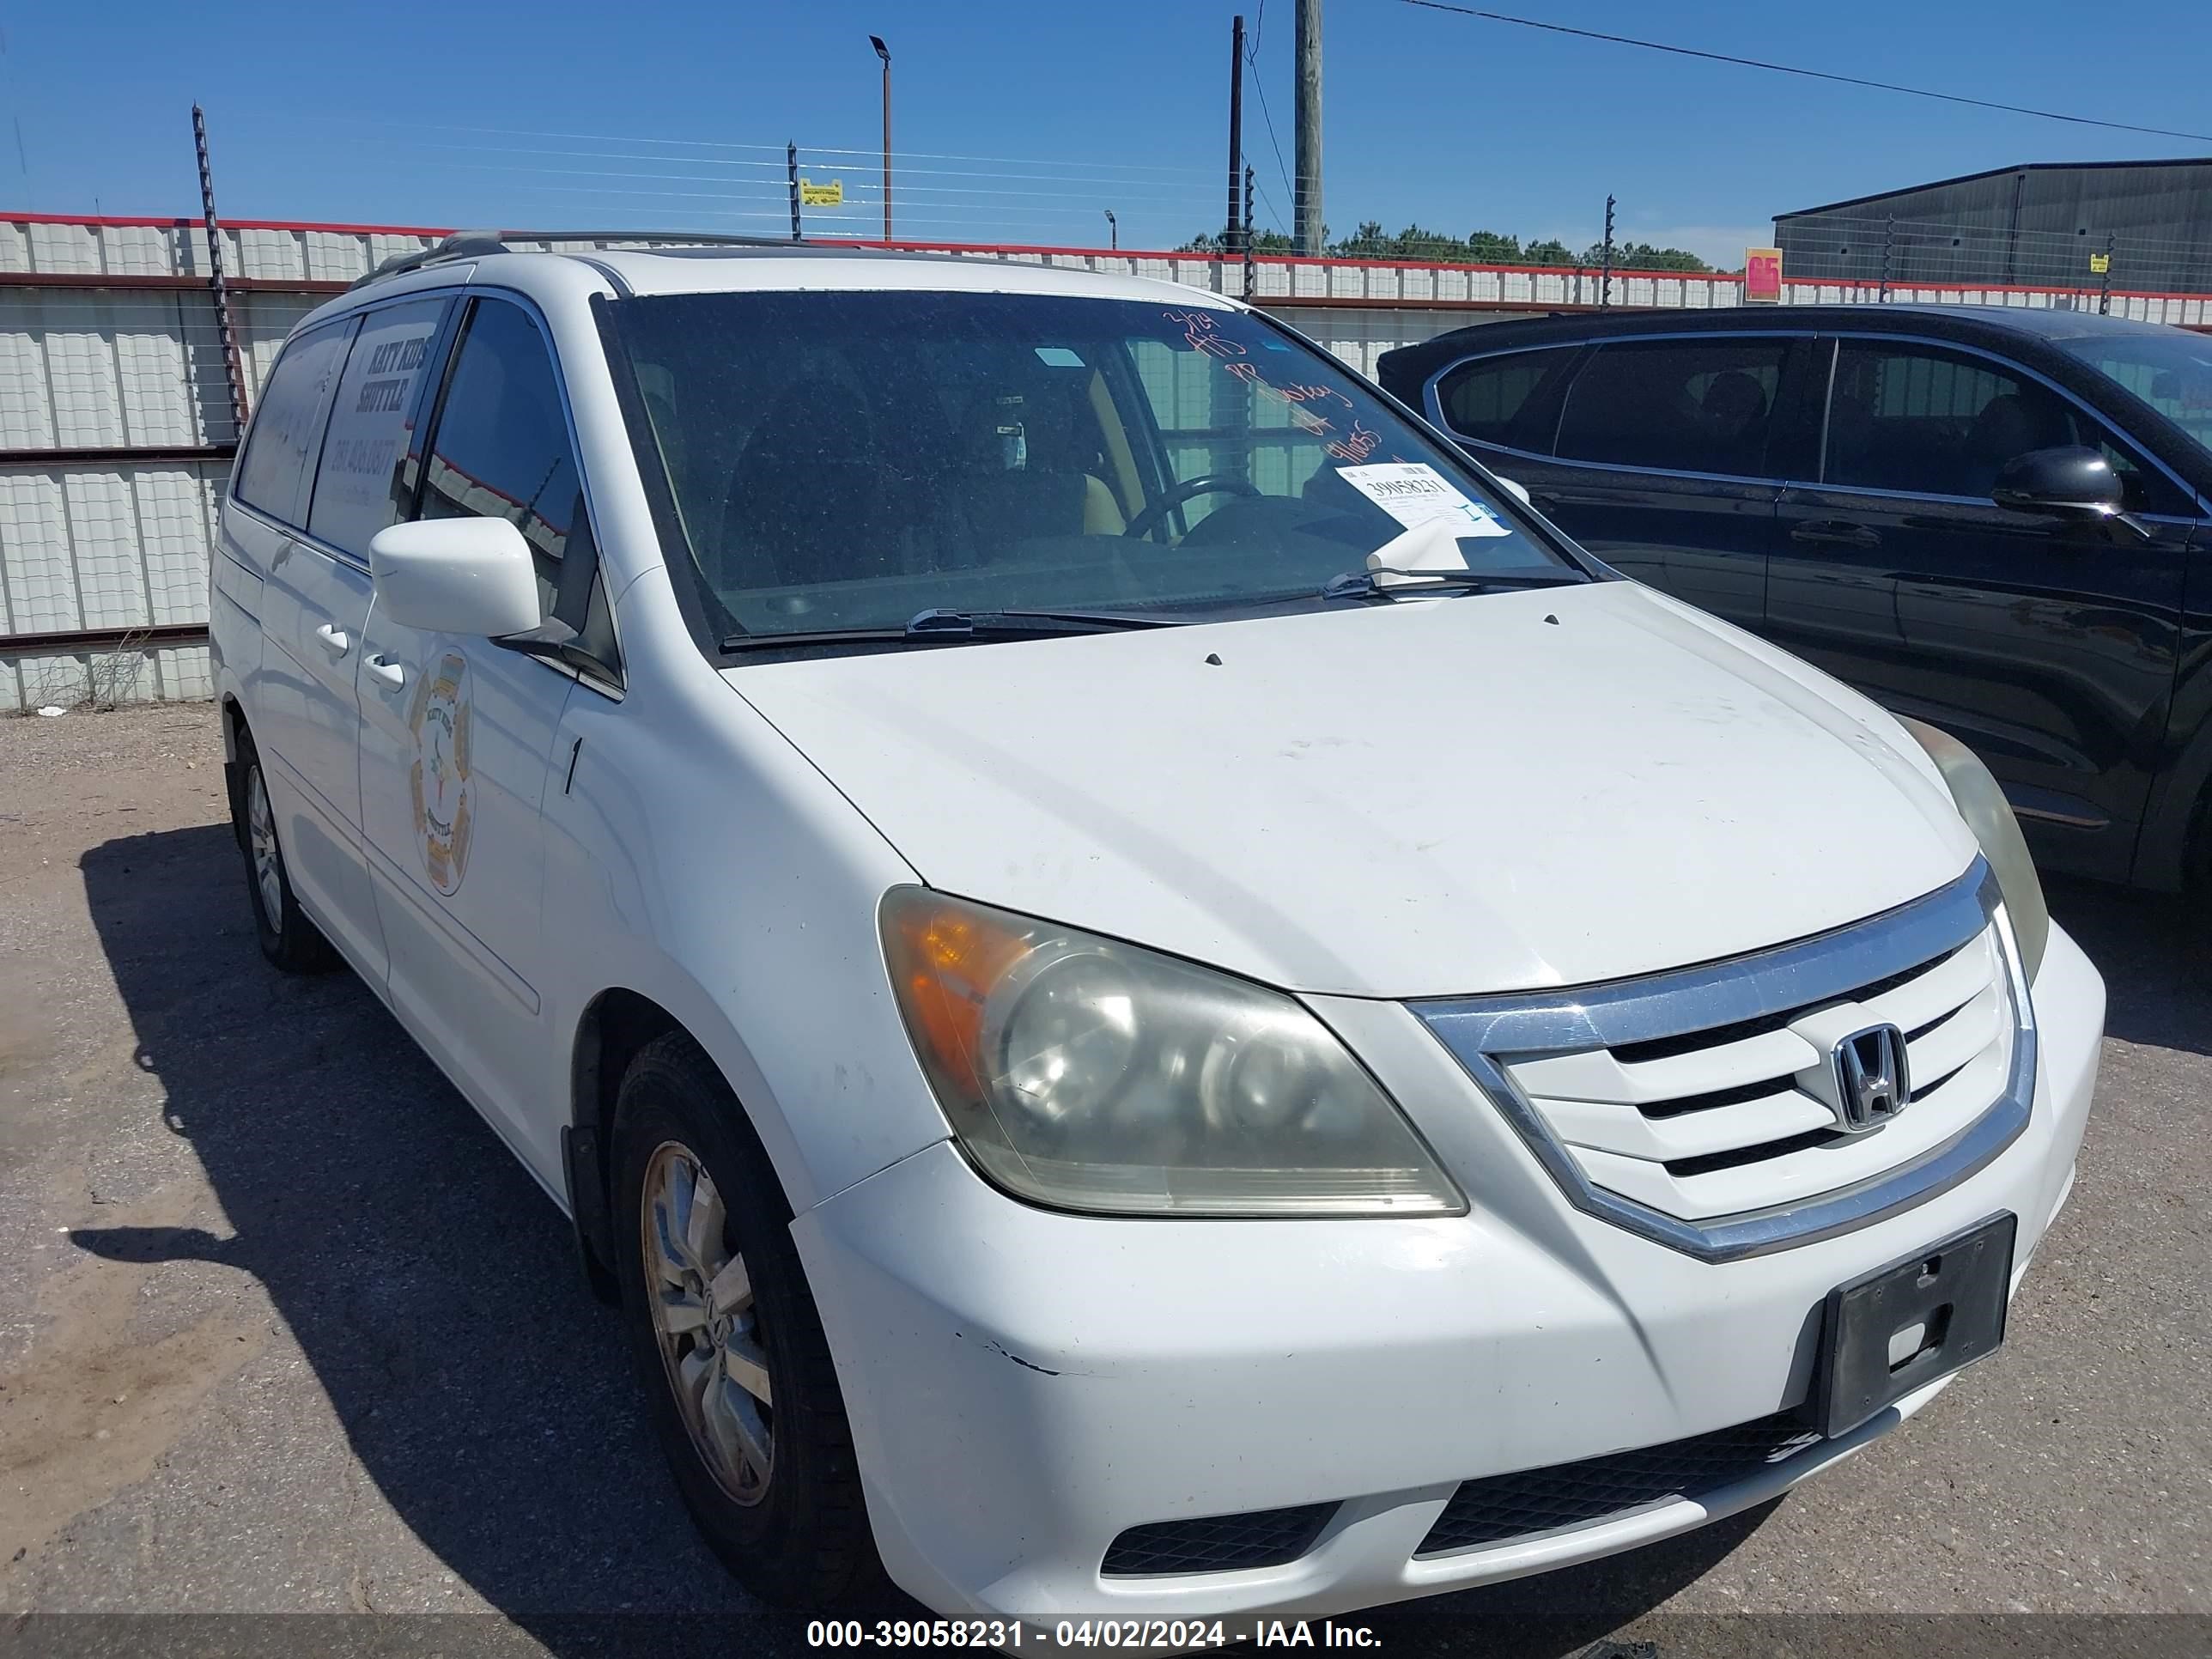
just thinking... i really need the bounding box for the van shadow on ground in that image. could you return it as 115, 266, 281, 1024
75, 822, 1809, 1658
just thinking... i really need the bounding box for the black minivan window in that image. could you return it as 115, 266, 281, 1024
1433, 347, 1578, 451
1555, 337, 1789, 477
422, 299, 586, 619
233, 317, 355, 526
2051, 332, 2212, 459
1824, 340, 2179, 512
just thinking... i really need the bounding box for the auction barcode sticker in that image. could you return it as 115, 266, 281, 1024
1335, 462, 1512, 535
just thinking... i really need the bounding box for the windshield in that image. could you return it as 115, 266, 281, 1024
2052, 331, 2212, 458
606, 289, 1575, 648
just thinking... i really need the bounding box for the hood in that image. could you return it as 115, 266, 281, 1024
726, 582, 1978, 999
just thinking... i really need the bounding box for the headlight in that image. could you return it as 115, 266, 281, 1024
1899, 718, 2049, 984
880, 888, 1464, 1218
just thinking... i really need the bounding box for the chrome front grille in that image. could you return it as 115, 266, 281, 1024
1416, 860, 2034, 1261
1503, 925, 2011, 1220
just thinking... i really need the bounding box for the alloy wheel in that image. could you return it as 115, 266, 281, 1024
246, 767, 284, 929
640, 1140, 775, 1506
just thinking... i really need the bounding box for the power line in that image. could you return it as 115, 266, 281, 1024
255, 118, 1219, 177
1244, 0, 1297, 228
1249, 171, 1291, 236
1397, 0, 2212, 145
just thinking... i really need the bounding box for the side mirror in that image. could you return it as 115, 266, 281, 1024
368, 518, 542, 637
1990, 446, 2125, 519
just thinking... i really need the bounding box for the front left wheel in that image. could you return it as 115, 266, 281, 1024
611, 1032, 879, 1607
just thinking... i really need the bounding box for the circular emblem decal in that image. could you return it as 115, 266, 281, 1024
408, 650, 475, 896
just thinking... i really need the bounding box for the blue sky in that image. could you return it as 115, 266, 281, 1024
3, 0, 2208, 264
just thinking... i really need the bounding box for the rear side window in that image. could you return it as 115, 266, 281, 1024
421, 298, 585, 618
1555, 337, 1790, 477
307, 298, 449, 558
1431, 346, 1579, 452
233, 318, 355, 525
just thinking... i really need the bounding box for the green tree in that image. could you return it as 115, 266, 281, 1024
1331, 220, 1391, 255
1329, 222, 1483, 260
1617, 242, 1712, 273
1176, 222, 1711, 271
1180, 226, 1297, 253
1389, 223, 1471, 260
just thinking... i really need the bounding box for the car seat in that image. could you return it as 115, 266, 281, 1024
950, 379, 1126, 554
1698, 370, 1771, 471
1962, 393, 2074, 495
718, 379, 905, 592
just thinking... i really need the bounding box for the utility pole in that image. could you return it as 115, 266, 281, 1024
787, 142, 802, 242
1227, 14, 1244, 257
869, 35, 892, 241
191, 105, 247, 437
1880, 214, 1896, 301
1293, 0, 1322, 256
2099, 231, 2116, 315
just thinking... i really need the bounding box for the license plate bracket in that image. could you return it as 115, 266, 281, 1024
1813, 1212, 2016, 1438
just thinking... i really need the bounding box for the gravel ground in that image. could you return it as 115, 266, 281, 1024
0, 702, 2205, 1659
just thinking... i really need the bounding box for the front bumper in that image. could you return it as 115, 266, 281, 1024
793, 921, 2103, 1623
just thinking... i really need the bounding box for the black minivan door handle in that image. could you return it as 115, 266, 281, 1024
1790, 520, 1883, 549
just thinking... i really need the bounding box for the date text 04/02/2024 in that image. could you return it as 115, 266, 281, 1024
805, 1619, 1385, 1649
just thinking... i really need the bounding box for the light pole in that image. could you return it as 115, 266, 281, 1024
1103, 209, 1117, 251
869, 34, 892, 242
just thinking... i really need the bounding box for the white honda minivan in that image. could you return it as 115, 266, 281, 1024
208, 236, 2104, 1628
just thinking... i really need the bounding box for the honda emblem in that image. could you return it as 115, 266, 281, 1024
1832, 1024, 1910, 1133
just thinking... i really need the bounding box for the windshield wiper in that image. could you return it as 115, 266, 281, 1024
721, 607, 1177, 653
1318, 566, 1590, 605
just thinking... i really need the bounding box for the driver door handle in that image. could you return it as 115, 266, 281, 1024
313, 623, 351, 658
364, 655, 408, 691
1790, 520, 1882, 549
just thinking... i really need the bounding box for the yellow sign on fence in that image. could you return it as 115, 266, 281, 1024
799, 179, 844, 208
2089, 252, 2112, 275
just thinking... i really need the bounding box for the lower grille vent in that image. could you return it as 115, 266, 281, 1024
1417, 1413, 1823, 1555
1102, 1502, 1336, 1577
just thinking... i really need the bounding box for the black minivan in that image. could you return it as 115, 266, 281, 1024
1377, 307, 2212, 894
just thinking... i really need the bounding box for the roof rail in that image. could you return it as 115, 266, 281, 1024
494, 228, 803, 248
348, 228, 807, 289
347, 232, 508, 289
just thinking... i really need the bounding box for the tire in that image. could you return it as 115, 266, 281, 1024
611, 1032, 879, 1607
232, 738, 341, 975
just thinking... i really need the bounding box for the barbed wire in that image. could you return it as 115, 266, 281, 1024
440, 164, 1218, 214
241, 116, 1219, 178
1792, 213, 2212, 250
1778, 212, 2212, 291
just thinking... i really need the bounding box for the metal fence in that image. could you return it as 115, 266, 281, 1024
3, 211, 2209, 711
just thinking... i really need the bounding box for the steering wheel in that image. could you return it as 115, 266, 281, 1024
1122, 474, 1262, 540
